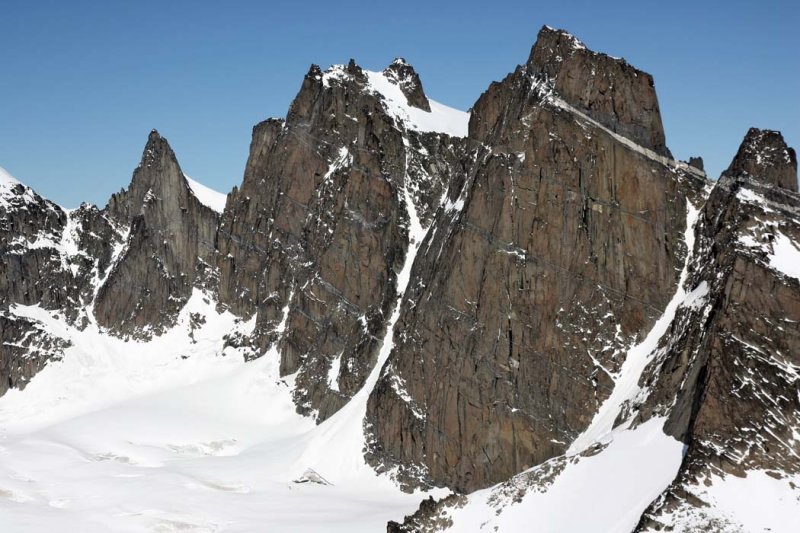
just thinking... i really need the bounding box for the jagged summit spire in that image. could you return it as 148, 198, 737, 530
105, 129, 186, 222
725, 128, 798, 192
527, 25, 670, 157
382, 56, 430, 111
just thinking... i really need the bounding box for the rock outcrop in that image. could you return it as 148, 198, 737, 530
723, 127, 797, 192
216, 59, 467, 419
95, 130, 219, 336
524, 26, 670, 156
631, 131, 800, 531
365, 25, 705, 492
383, 58, 432, 111
0, 169, 120, 392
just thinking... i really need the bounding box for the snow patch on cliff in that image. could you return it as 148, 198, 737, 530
184, 174, 227, 213
366, 70, 469, 138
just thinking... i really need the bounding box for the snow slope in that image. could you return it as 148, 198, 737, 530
443, 418, 684, 533
0, 291, 436, 532
364, 70, 469, 138
184, 174, 227, 213
649, 469, 800, 533
0, 166, 21, 189
0, 165, 39, 209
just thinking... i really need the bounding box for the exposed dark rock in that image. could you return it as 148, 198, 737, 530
525, 26, 671, 157
724, 127, 797, 191
216, 60, 466, 420
0, 313, 70, 396
387, 494, 464, 532
688, 156, 704, 171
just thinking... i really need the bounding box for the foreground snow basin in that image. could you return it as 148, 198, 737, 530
0, 292, 438, 532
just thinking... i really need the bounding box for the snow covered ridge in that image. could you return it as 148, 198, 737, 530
0, 165, 22, 188
184, 173, 227, 213
320, 64, 470, 138
0, 165, 41, 209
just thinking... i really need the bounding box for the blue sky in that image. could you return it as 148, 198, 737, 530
1, 0, 797, 207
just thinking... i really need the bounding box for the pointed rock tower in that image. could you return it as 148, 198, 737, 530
95, 130, 219, 335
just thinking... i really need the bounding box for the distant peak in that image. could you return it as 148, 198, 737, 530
725, 128, 797, 192
105, 129, 186, 221
391, 57, 409, 66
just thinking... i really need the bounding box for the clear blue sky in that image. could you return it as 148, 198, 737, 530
2, 0, 797, 207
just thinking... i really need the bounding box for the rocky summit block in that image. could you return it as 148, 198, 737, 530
365, 25, 706, 492
528, 26, 670, 157
724, 127, 798, 192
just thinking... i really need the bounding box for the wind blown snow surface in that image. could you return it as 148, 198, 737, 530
0, 166, 21, 189
768, 232, 800, 281
0, 166, 38, 209
0, 290, 438, 532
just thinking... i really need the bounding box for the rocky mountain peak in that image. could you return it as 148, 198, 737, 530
105, 129, 187, 223
382, 57, 431, 111
527, 25, 670, 156
724, 127, 798, 191
94, 129, 219, 335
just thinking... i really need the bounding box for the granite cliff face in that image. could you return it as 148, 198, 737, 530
215, 59, 467, 419
366, 26, 705, 492
1, 25, 797, 532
